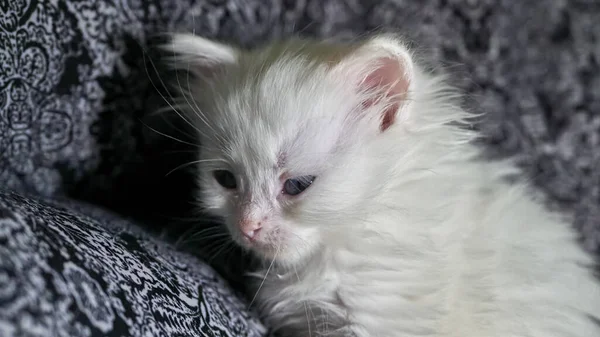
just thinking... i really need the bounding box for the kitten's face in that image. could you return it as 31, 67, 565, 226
196, 59, 368, 266
169, 35, 413, 266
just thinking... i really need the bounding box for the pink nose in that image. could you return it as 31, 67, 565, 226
240, 220, 262, 240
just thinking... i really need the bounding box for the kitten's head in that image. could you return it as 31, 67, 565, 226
166, 34, 415, 267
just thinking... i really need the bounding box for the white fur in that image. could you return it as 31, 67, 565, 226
166, 33, 600, 337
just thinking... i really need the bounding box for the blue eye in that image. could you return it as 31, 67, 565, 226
283, 175, 316, 196
213, 170, 237, 189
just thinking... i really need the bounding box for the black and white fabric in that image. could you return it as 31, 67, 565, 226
0, 190, 266, 336
1, 0, 599, 336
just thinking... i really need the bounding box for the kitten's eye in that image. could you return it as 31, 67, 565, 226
283, 175, 316, 196
213, 170, 237, 189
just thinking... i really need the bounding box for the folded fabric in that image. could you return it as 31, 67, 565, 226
0, 190, 266, 337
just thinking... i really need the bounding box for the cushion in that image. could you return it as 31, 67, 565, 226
0, 190, 266, 336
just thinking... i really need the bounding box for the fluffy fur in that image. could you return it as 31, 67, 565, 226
165, 33, 600, 337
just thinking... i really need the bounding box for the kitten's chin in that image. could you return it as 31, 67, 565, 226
234, 236, 311, 267
245, 241, 279, 260
249, 241, 315, 268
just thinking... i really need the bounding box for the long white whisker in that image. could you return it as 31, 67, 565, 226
138, 118, 201, 148
173, 58, 212, 138
294, 265, 313, 337
207, 241, 233, 264
176, 227, 228, 246
185, 62, 224, 140
137, 45, 205, 147
141, 43, 192, 129
183, 15, 227, 144
170, 56, 215, 141
180, 233, 230, 245
184, 229, 228, 242
155, 103, 198, 141
248, 244, 280, 310
184, 225, 223, 237
165, 158, 225, 176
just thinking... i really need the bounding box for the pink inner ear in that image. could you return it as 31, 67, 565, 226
362, 57, 410, 132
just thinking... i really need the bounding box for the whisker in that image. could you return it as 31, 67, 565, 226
184, 64, 224, 142
188, 14, 227, 144
140, 42, 192, 131
137, 39, 210, 148
187, 233, 231, 245
176, 230, 229, 246
165, 158, 225, 176
195, 237, 230, 254
174, 225, 224, 246
160, 149, 201, 155
181, 232, 230, 244
207, 241, 236, 264
293, 265, 313, 337
147, 97, 198, 142
154, 105, 198, 142
138, 118, 201, 148
248, 244, 280, 310
186, 225, 225, 236
223, 244, 241, 268
172, 55, 215, 138
203, 240, 237, 263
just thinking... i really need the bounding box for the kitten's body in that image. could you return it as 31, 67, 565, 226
166, 34, 600, 337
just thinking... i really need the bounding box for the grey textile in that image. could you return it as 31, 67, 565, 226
0, 1, 598, 336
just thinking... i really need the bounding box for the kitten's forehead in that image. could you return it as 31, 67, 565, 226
207, 53, 352, 172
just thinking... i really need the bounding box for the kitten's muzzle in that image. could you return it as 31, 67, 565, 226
239, 218, 263, 241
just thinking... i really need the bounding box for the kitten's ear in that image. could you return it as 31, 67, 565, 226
334, 35, 414, 132
162, 34, 238, 78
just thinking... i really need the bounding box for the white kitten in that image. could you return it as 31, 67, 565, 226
165, 33, 600, 337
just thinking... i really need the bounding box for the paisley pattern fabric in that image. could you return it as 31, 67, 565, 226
0, 0, 599, 336
0, 190, 266, 337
